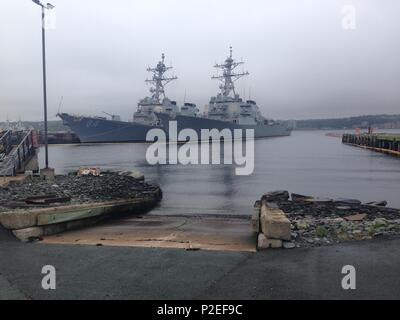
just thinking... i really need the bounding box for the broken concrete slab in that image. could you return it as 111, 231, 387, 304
304, 197, 333, 204
366, 201, 388, 207
257, 233, 282, 249
333, 198, 362, 206
12, 227, 43, 242
260, 204, 291, 241
261, 190, 289, 202
291, 193, 314, 202
344, 213, 367, 222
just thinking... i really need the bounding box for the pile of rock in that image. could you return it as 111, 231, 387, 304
0, 170, 163, 242
0, 170, 161, 213
253, 191, 400, 249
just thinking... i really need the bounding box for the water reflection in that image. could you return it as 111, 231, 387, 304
39, 130, 400, 215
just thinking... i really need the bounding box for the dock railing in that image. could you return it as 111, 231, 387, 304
0, 129, 37, 176
0, 130, 13, 159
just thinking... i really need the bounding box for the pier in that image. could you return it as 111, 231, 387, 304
342, 133, 400, 157
0, 129, 39, 177
38, 131, 80, 144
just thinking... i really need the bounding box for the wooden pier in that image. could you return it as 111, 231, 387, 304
342, 133, 400, 157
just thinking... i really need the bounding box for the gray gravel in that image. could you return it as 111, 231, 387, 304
0, 171, 161, 212
262, 190, 400, 249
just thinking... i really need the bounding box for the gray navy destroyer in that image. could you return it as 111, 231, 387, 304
58, 48, 292, 142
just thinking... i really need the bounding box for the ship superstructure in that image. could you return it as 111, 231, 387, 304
58, 48, 291, 143
133, 53, 180, 125
207, 47, 266, 126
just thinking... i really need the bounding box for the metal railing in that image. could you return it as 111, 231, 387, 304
0, 129, 36, 176
0, 130, 12, 158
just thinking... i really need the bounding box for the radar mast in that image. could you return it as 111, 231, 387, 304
145, 53, 177, 104
211, 47, 249, 98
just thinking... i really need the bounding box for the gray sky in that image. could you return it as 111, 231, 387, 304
1, 0, 399, 121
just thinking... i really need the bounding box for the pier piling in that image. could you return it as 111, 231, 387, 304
342, 133, 400, 157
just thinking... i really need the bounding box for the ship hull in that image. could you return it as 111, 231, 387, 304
58, 113, 291, 143
58, 113, 154, 143
158, 113, 292, 139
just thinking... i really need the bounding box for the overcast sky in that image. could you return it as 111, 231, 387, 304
1, 0, 399, 121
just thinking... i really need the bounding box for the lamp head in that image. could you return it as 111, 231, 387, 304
32, 0, 55, 9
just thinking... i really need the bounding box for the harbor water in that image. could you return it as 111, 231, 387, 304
39, 130, 400, 215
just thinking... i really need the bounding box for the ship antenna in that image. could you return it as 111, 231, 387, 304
57, 96, 63, 115
211, 46, 249, 98
145, 53, 177, 104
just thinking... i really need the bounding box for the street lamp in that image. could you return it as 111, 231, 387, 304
32, 0, 54, 170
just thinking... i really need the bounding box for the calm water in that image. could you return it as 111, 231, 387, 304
39, 130, 400, 215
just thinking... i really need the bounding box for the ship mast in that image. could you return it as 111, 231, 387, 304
211, 47, 249, 97
145, 53, 177, 104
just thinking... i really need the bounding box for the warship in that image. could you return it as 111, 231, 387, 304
58, 49, 292, 143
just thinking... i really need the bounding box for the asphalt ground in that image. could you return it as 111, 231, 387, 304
1, 225, 400, 300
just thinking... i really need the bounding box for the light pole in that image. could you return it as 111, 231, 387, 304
32, 0, 54, 169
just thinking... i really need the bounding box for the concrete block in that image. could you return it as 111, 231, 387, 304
251, 207, 260, 233
40, 167, 55, 181
258, 233, 282, 249
260, 204, 291, 241
0, 211, 39, 230
12, 227, 43, 242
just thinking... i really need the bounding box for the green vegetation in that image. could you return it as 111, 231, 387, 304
315, 225, 328, 238
368, 225, 379, 237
